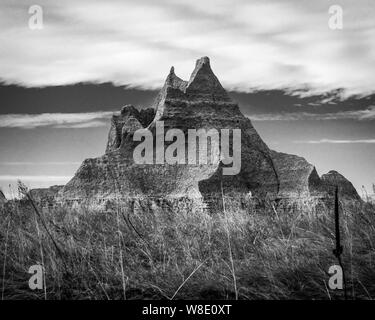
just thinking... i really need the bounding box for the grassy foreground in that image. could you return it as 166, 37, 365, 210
1, 193, 375, 300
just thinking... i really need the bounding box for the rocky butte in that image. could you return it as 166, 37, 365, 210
31, 57, 360, 212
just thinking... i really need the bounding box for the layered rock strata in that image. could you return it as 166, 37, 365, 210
27, 57, 360, 211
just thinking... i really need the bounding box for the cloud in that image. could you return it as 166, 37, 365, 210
0, 175, 72, 181
2, 105, 375, 130
249, 106, 375, 121
0, 0, 374, 97
0, 112, 114, 129
0, 162, 81, 165
294, 139, 375, 144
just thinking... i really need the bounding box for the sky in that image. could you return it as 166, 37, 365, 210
0, 0, 374, 198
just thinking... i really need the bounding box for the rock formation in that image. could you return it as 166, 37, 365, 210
30, 185, 63, 208
321, 170, 361, 201
106, 105, 155, 154
270, 151, 324, 198
30, 57, 360, 211
58, 57, 280, 208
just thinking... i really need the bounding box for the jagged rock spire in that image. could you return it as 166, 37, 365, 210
185, 56, 232, 102
60, 56, 362, 209
152, 56, 233, 117
165, 66, 187, 91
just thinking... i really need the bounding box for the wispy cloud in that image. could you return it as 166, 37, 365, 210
0, 112, 114, 129
0, 0, 374, 97
249, 106, 375, 121
2, 106, 375, 130
294, 139, 375, 144
0, 162, 81, 165
0, 175, 72, 181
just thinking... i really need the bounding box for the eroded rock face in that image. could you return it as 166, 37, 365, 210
106, 105, 155, 153
149, 57, 279, 200
270, 151, 324, 198
27, 185, 63, 209
59, 57, 280, 207
55, 57, 361, 210
321, 170, 361, 201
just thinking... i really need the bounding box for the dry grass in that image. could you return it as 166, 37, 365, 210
0, 192, 375, 300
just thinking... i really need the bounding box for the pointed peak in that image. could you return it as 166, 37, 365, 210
165, 66, 180, 86
164, 66, 187, 90
186, 56, 232, 102
195, 56, 210, 67
188, 57, 212, 83
153, 56, 234, 110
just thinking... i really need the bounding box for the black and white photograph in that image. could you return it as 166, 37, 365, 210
0, 0, 374, 313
